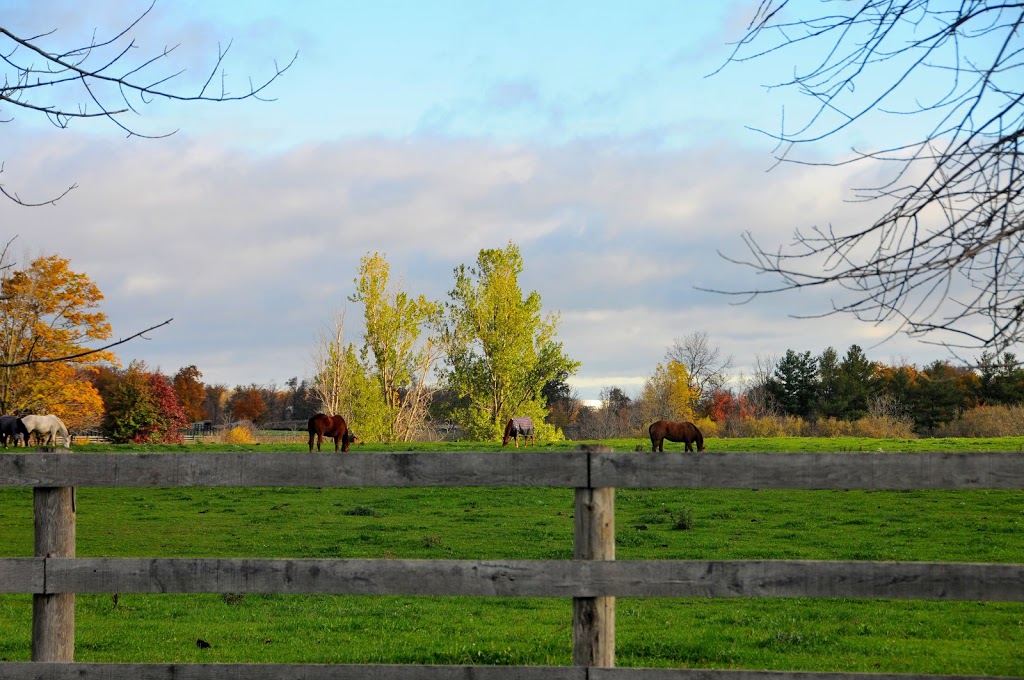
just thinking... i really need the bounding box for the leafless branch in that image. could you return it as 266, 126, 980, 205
0, 2, 296, 205
710, 1, 1024, 355
0, 318, 173, 368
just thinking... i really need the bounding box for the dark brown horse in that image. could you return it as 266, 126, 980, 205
502, 416, 535, 447
649, 419, 704, 452
307, 413, 358, 452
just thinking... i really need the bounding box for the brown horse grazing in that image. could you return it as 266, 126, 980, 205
649, 419, 704, 452
502, 416, 535, 447
307, 413, 358, 452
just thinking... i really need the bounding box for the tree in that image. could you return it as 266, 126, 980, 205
717, 2, 1024, 355
440, 242, 580, 440
349, 252, 442, 442
0, 6, 295, 206
310, 310, 352, 418
815, 347, 845, 419
97, 362, 186, 443
230, 385, 268, 424
0, 253, 114, 416
909, 360, 979, 432
202, 383, 230, 424
172, 365, 206, 423
838, 344, 877, 420
977, 351, 1024, 405
768, 349, 818, 417
664, 331, 734, 409
638, 360, 697, 425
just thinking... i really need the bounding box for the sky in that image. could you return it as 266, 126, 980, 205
0, 1, 973, 400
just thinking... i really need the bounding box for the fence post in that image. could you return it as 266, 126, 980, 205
573, 445, 614, 668
32, 446, 75, 662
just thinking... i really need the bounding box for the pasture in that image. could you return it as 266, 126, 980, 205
0, 437, 1022, 674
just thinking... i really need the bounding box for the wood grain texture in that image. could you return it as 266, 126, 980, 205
3, 451, 1024, 490
573, 486, 615, 667
590, 452, 1024, 489
0, 663, 586, 680
3, 558, 1008, 601
0, 558, 43, 593
0, 452, 587, 488
33, 485, 75, 662
0, 664, 1008, 680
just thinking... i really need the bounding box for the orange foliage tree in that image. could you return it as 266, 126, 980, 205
0, 254, 114, 425
173, 365, 207, 423
230, 385, 268, 424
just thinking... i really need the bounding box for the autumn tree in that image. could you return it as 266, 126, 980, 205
0, 252, 112, 421
440, 242, 580, 440
664, 331, 734, 410
718, 2, 1024, 355
173, 365, 206, 423
97, 362, 186, 443
348, 252, 442, 442
230, 385, 268, 424
202, 384, 230, 424
637, 360, 697, 426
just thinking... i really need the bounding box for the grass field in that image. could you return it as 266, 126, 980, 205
1, 437, 1022, 674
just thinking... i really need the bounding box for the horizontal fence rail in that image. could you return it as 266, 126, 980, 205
1, 557, 1021, 600
2, 451, 1024, 488
1, 450, 1023, 680
4, 663, 1015, 680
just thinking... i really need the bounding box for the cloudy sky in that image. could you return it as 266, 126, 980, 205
2, 1, 962, 399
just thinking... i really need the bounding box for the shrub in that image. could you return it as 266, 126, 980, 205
693, 416, 718, 438
851, 415, 916, 439
935, 404, 1024, 437
809, 417, 853, 438
223, 424, 256, 445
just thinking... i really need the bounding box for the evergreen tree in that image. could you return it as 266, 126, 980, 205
768, 350, 819, 417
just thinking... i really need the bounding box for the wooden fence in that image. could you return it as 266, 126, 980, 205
0, 450, 1022, 680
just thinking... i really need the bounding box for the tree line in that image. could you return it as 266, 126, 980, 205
4, 245, 1023, 445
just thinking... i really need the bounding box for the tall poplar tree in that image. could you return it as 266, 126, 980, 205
441, 242, 580, 440
349, 252, 441, 442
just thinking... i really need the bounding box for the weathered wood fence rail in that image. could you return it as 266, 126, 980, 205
1, 451, 1023, 680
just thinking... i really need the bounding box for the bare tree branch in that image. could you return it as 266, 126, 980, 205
0, 318, 173, 368
709, 1, 1024, 355
0, 1, 297, 205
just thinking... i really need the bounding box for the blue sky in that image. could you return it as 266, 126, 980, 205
1, 1, 969, 400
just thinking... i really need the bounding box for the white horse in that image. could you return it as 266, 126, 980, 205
21, 414, 70, 448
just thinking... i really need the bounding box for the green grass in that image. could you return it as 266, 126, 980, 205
1, 437, 1022, 674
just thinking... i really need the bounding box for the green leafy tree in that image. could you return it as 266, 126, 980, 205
349, 252, 441, 442
440, 242, 580, 440
909, 360, 979, 432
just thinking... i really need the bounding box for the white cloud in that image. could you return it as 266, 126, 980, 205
0, 129, 960, 398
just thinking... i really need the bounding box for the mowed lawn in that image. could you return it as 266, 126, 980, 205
0, 437, 1022, 674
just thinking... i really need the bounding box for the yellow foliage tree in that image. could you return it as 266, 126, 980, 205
640, 360, 696, 423
0, 254, 114, 423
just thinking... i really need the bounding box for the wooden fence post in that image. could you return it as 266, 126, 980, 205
32, 447, 75, 662
573, 445, 614, 668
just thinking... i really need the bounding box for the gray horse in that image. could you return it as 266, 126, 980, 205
21, 414, 70, 448
0, 415, 29, 447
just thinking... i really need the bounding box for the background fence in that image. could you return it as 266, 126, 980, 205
0, 450, 1022, 679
